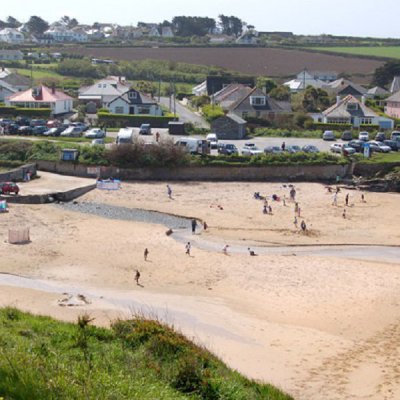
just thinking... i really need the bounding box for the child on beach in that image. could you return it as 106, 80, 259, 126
144, 248, 149, 261
134, 269, 141, 285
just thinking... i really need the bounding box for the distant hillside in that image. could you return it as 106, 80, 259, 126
0, 308, 293, 400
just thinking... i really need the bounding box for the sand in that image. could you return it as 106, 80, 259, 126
0, 178, 399, 400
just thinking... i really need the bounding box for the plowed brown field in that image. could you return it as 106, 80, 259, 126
67, 46, 382, 82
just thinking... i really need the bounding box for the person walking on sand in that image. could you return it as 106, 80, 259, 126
293, 216, 298, 228
222, 245, 229, 255
301, 220, 307, 232
185, 242, 191, 255
342, 209, 346, 219
297, 206, 301, 218
361, 193, 365, 202
203, 221, 208, 231
263, 205, 268, 214
191, 219, 197, 234
345, 194, 349, 206
144, 248, 149, 261
290, 187, 296, 201
332, 192, 338, 206
248, 247, 257, 256
166, 184, 172, 199
134, 269, 141, 285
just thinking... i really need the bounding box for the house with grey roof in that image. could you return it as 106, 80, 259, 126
1, 72, 30, 91
366, 86, 389, 98
229, 87, 291, 120
0, 28, 24, 44
323, 78, 367, 98
211, 113, 247, 139
320, 95, 393, 129
385, 91, 400, 119
107, 88, 162, 116
212, 83, 253, 110
284, 69, 337, 92
0, 79, 18, 102
0, 49, 23, 61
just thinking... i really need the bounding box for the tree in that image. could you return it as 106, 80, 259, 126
26, 16, 49, 35
60, 16, 78, 28
218, 15, 244, 37
256, 77, 277, 93
372, 61, 400, 88
301, 86, 331, 112
172, 16, 216, 37
6, 16, 21, 28
269, 85, 291, 101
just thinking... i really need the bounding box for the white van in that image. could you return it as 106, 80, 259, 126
116, 128, 135, 144
175, 138, 210, 154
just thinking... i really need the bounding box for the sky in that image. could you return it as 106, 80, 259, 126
1, 0, 399, 38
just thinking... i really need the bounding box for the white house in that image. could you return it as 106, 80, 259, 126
6, 86, 73, 115
107, 88, 162, 115
0, 28, 25, 44
45, 26, 88, 42
161, 27, 174, 38
148, 26, 161, 37
0, 49, 23, 61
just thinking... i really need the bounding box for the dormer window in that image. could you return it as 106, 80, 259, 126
250, 96, 266, 106
347, 102, 358, 111
128, 91, 137, 100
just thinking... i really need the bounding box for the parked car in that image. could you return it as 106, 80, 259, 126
0, 182, 19, 195
358, 131, 369, 141
46, 120, 60, 128
341, 131, 353, 141
330, 143, 344, 153
60, 126, 84, 137
139, 124, 151, 135
302, 145, 319, 153
206, 133, 218, 149
391, 131, 400, 140
43, 127, 63, 137
375, 132, 386, 142
264, 146, 282, 154
217, 143, 238, 155
92, 138, 105, 145
383, 140, 399, 151
285, 145, 302, 153
32, 125, 48, 135
30, 119, 47, 127
5, 124, 20, 134
322, 130, 335, 141
85, 128, 106, 139
348, 140, 364, 152
0, 118, 13, 127
70, 122, 89, 132
15, 117, 31, 126
241, 143, 263, 156
368, 141, 391, 153
18, 125, 33, 135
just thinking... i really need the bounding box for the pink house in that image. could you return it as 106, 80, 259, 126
385, 91, 400, 119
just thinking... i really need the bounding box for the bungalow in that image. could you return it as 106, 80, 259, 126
0, 72, 31, 91
161, 27, 174, 38
0, 49, 23, 61
107, 88, 162, 115
5, 86, 73, 115
319, 95, 393, 129
0, 28, 24, 44
45, 26, 88, 42
385, 91, 400, 119
212, 83, 253, 110
229, 87, 290, 120
0, 80, 17, 102
284, 69, 327, 92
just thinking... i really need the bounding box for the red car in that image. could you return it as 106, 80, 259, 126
0, 182, 19, 195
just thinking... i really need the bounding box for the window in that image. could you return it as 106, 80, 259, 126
138, 107, 150, 114
128, 91, 137, 100
360, 117, 372, 125
103, 84, 106, 88
115, 106, 124, 114
346, 103, 358, 111
250, 96, 266, 106
242, 112, 248, 119
98, 84, 101, 88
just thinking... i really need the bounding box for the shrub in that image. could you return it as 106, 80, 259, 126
0, 140, 33, 162
201, 104, 224, 122
78, 145, 108, 165
97, 112, 175, 128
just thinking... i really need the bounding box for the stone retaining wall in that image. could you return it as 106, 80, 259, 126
0, 163, 37, 182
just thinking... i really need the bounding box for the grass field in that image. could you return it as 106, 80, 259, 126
307, 46, 400, 59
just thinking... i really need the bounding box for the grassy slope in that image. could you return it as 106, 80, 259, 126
359, 151, 400, 163
0, 308, 292, 400
305, 46, 400, 59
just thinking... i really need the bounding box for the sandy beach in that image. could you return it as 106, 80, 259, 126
1, 176, 399, 399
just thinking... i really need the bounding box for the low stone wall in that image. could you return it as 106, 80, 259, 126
36, 160, 352, 182
1, 184, 96, 204
0, 163, 37, 182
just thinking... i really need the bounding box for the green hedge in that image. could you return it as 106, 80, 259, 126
97, 112, 176, 128
310, 123, 352, 131
0, 106, 52, 118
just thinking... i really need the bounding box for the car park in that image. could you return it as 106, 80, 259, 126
0, 182, 19, 195
5, 124, 20, 134
85, 128, 106, 139
139, 124, 151, 135
18, 125, 33, 135
302, 145, 319, 153
15, 117, 31, 126
383, 140, 399, 151
43, 127, 63, 136
241, 143, 263, 156
264, 146, 282, 154
206, 133, 218, 149
217, 143, 238, 155
32, 125, 48, 135
0, 119, 13, 127
375, 132, 386, 142
70, 122, 89, 132
358, 131, 369, 141
341, 131, 353, 141
322, 130, 335, 141
366, 141, 380, 153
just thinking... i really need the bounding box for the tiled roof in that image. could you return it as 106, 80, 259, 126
322, 95, 377, 118
7, 86, 72, 102
386, 90, 400, 102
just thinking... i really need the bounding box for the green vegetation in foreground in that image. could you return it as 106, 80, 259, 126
305, 46, 400, 59
0, 308, 292, 400
357, 151, 400, 164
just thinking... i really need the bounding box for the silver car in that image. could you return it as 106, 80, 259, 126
241, 143, 263, 156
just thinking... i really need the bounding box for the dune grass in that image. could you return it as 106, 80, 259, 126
0, 308, 293, 400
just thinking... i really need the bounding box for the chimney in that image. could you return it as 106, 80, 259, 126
51, 83, 56, 94
361, 95, 366, 105
336, 95, 341, 104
